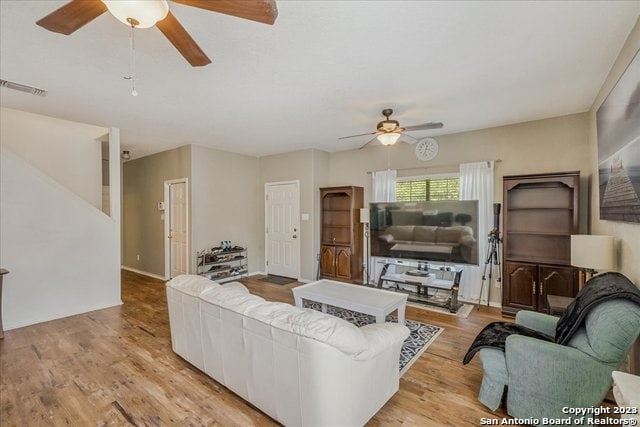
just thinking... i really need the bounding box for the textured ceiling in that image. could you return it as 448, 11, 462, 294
1, 1, 639, 159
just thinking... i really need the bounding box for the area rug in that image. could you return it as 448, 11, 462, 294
304, 302, 444, 375
258, 275, 297, 285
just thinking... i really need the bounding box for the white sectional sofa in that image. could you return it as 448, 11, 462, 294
166, 275, 410, 427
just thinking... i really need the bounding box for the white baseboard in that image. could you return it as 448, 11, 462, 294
121, 266, 167, 281
249, 271, 266, 276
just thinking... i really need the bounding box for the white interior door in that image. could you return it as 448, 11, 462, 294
169, 181, 188, 279
265, 182, 300, 278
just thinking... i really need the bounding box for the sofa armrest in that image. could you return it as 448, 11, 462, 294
515, 310, 558, 337
378, 233, 394, 243
460, 235, 476, 247
505, 335, 613, 408
356, 323, 409, 360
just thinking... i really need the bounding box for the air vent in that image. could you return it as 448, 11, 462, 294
0, 79, 47, 97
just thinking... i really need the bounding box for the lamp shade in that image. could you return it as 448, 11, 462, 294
359, 208, 370, 223
377, 133, 401, 146
103, 0, 169, 28
571, 235, 616, 271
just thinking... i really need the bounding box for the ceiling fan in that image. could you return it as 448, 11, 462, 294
35, 0, 278, 67
339, 109, 443, 150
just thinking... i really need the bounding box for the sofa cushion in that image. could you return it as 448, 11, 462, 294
436, 226, 471, 244
246, 301, 370, 357
413, 226, 437, 243
200, 284, 265, 314
167, 274, 219, 296
384, 225, 415, 241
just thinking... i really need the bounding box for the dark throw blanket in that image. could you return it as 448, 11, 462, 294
462, 322, 553, 364
463, 272, 640, 364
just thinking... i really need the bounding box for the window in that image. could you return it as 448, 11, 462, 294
396, 176, 460, 201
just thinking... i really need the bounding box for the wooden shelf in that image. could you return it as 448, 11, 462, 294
506, 231, 571, 236
507, 207, 573, 211
502, 171, 579, 316
505, 256, 571, 266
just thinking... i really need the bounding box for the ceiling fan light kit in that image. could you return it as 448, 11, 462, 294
377, 132, 401, 146
102, 0, 169, 29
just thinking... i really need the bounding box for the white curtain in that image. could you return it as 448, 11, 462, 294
459, 161, 494, 303
368, 169, 397, 284
371, 169, 397, 202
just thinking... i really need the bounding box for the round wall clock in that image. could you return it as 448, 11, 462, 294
415, 137, 439, 161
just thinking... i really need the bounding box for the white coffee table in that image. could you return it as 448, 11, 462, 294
292, 279, 408, 325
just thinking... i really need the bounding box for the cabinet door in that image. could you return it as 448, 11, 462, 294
320, 245, 336, 278
504, 262, 537, 312
538, 265, 575, 312
335, 247, 352, 280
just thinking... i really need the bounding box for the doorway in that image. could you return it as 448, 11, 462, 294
265, 181, 300, 279
164, 178, 189, 279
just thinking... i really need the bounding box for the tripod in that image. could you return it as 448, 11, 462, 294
477, 228, 502, 309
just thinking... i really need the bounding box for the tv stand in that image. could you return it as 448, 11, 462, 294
376, 259, 462, 313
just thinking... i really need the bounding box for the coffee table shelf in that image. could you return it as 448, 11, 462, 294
292, 279, 408, 325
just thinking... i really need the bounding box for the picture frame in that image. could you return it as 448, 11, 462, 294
596, 48, 640, 223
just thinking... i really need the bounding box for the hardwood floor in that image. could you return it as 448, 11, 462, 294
1, 271, 509, 426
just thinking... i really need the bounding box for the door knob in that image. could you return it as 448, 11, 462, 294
292, 234, 297, 239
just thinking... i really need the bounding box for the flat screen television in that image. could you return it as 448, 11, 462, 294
369, 201, 479, 265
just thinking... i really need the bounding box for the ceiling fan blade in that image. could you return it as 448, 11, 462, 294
359, 136, 379, 150
156, 11, 212, 67
339, 131, 377, 140
400, 133, 418, 144
404, 122, 444, 132
171, 0, 278, 25
36, 0, 107, 35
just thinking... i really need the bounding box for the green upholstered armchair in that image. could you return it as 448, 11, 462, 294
478, 299, 640, 422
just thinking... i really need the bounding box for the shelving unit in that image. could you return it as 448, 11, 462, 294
502, 172, 580, 316
197, 247, 248, 282
376, 259, 462, 313
319, 186, 364, 283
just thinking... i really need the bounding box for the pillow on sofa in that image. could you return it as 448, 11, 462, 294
167, 274, 219, 296
246, 302, 370, 357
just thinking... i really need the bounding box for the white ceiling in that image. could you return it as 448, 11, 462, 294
1, 1, 638, 159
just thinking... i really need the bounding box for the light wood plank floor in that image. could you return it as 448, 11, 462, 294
1, 271, 510, 426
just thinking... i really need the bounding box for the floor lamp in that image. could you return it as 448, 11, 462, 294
360, 207, 370, 286
571, 234, 616, 289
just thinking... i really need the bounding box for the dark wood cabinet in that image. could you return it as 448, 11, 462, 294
502, 172, 580, 316
504, 262, 576, 314
504, 262, 537, 312
320, 246, 336, 277
319, 186, 364, 283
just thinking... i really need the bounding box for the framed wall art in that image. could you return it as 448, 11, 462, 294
596, 48, 640, 223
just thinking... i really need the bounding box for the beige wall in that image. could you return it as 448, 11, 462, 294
0, 107, 105, 209
122, 145, 191, 276
191, 144, 262, 274
588, 17, 640, 285
1, 121, 121, 330
329, 113, 591, 304
313, 149, 332, 280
